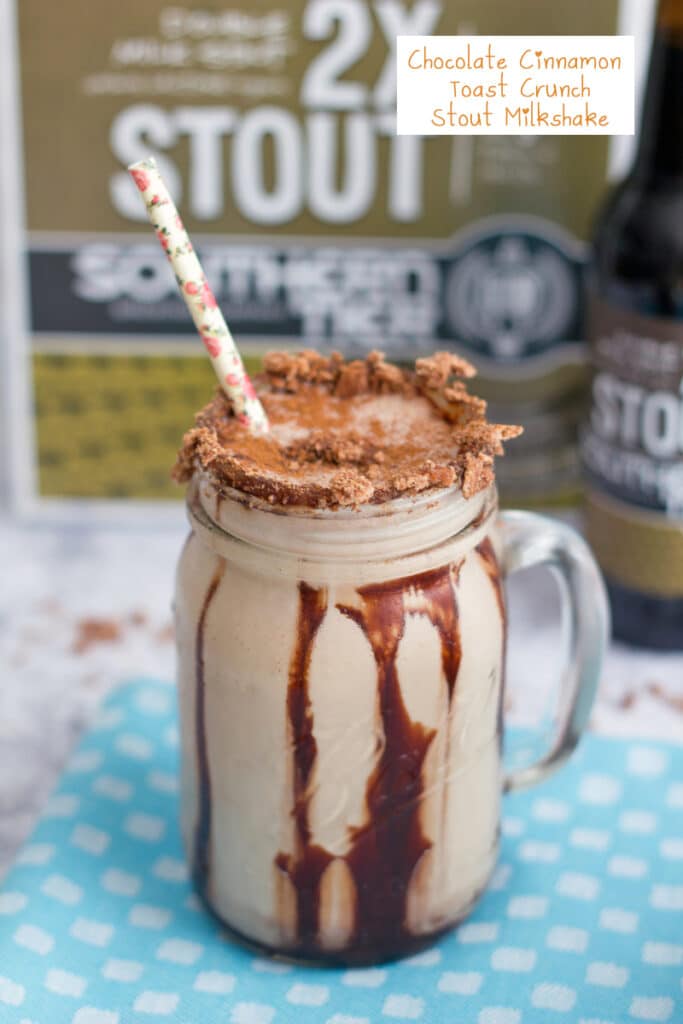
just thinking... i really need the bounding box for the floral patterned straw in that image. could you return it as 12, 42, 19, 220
128, 157, 268, 433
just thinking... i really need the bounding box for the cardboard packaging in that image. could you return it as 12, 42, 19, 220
2, 0, 652, 513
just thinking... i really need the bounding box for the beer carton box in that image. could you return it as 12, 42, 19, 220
2, 0, 653, 514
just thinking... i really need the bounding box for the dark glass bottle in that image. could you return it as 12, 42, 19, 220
583, 0, 683, 649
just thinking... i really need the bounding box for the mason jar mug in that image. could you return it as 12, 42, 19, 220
175, 474, 608, 965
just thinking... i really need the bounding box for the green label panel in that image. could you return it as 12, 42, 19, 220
20, 0, 618, 239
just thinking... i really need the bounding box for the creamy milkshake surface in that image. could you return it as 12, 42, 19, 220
173, 349, 521, 507
173, 350, 521, 964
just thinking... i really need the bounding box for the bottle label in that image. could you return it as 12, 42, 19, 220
444, 220, 583, 366
582, 295, 683, 596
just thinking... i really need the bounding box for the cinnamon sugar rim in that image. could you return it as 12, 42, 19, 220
173, 350, 523, 510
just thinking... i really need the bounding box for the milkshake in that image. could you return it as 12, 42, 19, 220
173, 350, 523, 963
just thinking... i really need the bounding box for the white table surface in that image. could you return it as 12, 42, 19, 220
1, 510, 682, 880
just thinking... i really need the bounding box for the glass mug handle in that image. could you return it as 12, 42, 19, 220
499, 509, 610, 793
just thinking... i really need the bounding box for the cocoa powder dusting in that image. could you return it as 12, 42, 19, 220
173, 350, 521, 508
647, 681, 683, 714
72, 617, 122, 654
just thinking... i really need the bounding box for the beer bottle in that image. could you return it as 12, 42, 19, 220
582, 0, 683, 648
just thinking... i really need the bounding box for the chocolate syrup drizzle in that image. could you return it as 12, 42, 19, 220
189, 538, 501, 959
476, 538, 506, 739
338, 578, 438, 953
410, 565, 462, 882
193, 561, 226, 893
277, 564, 462, 960
476, 538, 505, 621
411, 565, 462, 704
275, 583, 332, 946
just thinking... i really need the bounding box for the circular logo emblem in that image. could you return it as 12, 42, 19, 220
445, 227, 580, 361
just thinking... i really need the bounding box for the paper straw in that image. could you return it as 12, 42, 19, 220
128, 157, 268, 433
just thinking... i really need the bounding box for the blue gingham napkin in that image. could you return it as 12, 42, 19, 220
0, 679, 681, 1024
